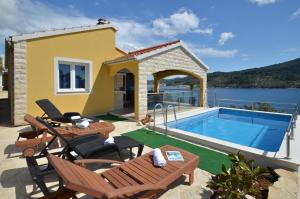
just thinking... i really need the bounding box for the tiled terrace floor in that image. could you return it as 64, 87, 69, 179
0, 119, 298, 198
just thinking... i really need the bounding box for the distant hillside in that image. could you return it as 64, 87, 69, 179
208, 58, 300, 88
155, 58, 300, 88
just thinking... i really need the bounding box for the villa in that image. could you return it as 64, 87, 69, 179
5, 23, 208, 126
1, 22, 299, 199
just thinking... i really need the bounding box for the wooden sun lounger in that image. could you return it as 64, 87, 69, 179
48, 145, 199, 199
15, 114, 115, 157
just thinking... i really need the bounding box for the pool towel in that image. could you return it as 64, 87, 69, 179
70, 115, 81, 120
104, 137, 115, 145
77, 120, 90, 128
153, 148, 167, 167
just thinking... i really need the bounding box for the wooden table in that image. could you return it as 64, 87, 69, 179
101, 145, 199, 198
49, 145, 199, 199
56, 122, 115, 138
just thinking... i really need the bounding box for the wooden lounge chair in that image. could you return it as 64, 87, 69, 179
36, 99, 98, 125
24, 117, 144, 197
16, 114, 115, 156
47, 145, 199, 199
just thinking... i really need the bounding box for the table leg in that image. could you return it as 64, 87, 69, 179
137, 145, 144, 157
189, 170, 194, 185
129, 147, 133, 159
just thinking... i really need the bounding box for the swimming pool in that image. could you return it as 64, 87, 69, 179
167, 108, 292, 152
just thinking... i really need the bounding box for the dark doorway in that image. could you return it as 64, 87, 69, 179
125, 73, 134, 108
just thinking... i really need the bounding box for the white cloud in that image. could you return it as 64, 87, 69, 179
152, 8, 212, 37
194, 28, 213, 35
248, 0, 277, 6
291, 8, 300, 19
111, 18, 160, 51
241, 54, 250, 61
283, 48, 298, 53
195, 48, 238, 58
218, 32, 235, 46
0, 0, 95, 41
185, 42, 238, 58
0, 1, 214, 52
0, 0, 234, 59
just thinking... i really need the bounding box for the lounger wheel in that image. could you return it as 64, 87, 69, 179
23, 147, 36, 157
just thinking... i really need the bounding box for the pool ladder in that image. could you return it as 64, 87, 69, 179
153, 103, 165, 131
153, 104, 177, 135
165, 105, 177, 135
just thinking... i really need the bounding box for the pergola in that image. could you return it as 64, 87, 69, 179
105, 40, 209, 120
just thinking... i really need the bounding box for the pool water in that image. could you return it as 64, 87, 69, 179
168, 108, 291, 152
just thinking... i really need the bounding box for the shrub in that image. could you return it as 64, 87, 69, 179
207, 152, 275, 199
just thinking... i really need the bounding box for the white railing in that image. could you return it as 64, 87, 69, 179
215, 98, 297, 114
148, 91, 198, 111
285, 104, 298, 159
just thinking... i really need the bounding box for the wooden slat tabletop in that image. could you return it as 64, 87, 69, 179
102, 145, 199, 198
49, 145, 199, 199
56, 122, 115, 138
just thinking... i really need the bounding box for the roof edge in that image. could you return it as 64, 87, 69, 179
10, 24, 118, 42
136, 41, 209, 70
115, 47, 128, 54
104, 56, 136, 65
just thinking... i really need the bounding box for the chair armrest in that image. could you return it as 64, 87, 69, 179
74, 159, 123, 167
46, 119, 62, 125
106, 184, 167, 198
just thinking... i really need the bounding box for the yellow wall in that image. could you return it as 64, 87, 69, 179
105, 61, 139, 119
26, 28, 126, 117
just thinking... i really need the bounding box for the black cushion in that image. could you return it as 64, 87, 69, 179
69, 134, 118, 157
63, 112, 81, 118
36, 99, 64, 119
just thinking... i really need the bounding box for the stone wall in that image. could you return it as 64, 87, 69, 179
13, 41, 27, 125
137, 46, 208, 120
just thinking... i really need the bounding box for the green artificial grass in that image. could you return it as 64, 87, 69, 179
123, 128, 231, 175
94, 114, 127, 122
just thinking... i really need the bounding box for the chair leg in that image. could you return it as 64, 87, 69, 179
34, 177, 50, 196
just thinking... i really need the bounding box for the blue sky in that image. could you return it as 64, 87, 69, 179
0, 0, 299, 72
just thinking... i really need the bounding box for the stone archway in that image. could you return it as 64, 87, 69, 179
137, 46, 207, 120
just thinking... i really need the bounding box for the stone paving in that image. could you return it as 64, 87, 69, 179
0, 119, 298, 198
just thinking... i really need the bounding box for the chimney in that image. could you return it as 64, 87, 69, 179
97, 18, 110, 25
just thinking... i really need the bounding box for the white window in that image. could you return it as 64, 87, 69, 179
54, 57, 92, 94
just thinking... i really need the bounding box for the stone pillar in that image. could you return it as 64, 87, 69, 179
13, 41, 27, 125
153, 75, 160, 93
199, 79, 207, 107
199, 80, 203, 107
0, 73, 2, 91
199, 75, 207, 107
137, 63, 148, 121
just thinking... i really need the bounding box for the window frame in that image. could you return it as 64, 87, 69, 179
54, 57, 93, 95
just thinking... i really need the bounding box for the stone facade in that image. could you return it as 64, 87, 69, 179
13, 41, 27, 125
0, 73, 2, 91
137, 46, 208, 120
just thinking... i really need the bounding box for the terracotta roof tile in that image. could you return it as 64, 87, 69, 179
127, 40, 180, 57
105, 40, 182, 64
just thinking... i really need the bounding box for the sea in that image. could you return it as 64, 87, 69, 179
154, 87, 300, 114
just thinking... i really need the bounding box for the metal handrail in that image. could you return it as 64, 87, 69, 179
165, 105, 177, 135
148, 90, 193, 94
153, 103, 165, 131
285, 104, 298, 159
216, 98, 298, 106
